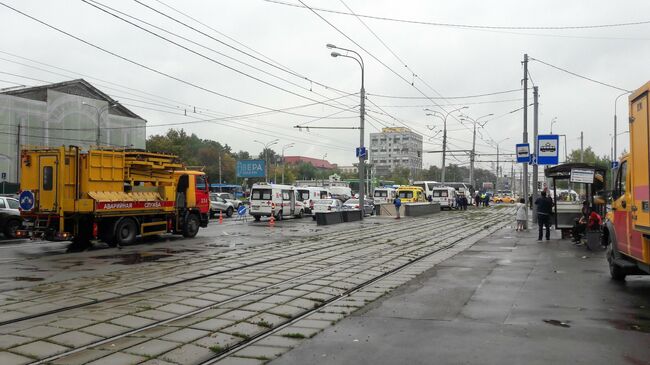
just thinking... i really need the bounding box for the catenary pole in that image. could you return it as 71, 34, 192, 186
523, 54, 529, 216
532, 86, 539, 223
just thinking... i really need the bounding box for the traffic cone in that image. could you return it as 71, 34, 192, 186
219, 210, 223, 224
269, 214, 275, 227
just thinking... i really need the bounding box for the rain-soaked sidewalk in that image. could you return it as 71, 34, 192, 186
272, 224, 650, 365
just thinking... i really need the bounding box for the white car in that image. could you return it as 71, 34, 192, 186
209, 194, 235, 218
212, 192, 242, 209
311, 199, 343, 220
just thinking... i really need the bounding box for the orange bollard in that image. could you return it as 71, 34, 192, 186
219, 210, 223, 224
269, 214, 275, 227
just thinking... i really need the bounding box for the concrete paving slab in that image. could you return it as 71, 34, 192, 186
193, 332, 241, 350
85, 351, 146, 365
81, 323, 129, 337
160, 328, 210, 343
48, 317, 97, 330
191, 318, 236, 332
0, 350, 33, 365
51, 349, 112, 365
11, 340, 70, 358
125, 339, 181, 357
96, 336, 148, 351
254, 335, 302, 348
220, 322, 265, 338
219, 310, 258, 322
212, 356, 265, 365
109, 314, 157, 328
233, 344, 288, 360
0, 334, 33, 349
15, 325, 67, 338
160, 343, 214, 364
48, 330, 104, 347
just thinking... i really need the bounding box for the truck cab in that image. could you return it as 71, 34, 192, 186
605, 81, 650, 280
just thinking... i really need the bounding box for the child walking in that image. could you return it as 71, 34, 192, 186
515, 197, 527, 231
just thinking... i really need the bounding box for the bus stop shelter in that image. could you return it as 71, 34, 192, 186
545, 163, 606, 238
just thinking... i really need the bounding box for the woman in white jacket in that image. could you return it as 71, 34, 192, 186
515, 198, 528, 231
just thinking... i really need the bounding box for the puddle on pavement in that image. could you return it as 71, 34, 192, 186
13, 277, 44, 282
93, 252, 175, 265
543, 319, 571, 328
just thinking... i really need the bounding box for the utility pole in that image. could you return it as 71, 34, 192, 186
496, 144, 499, 189
580, 131, 584, 162
522, 54, 529, 215
532, 86, 539, 223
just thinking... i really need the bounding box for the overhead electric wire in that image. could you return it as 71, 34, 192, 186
366, 88, 523, 100
133, 0, 356, 102
371, 98, 523, 108
264, 0, 650, 30
530, 57, 630, 92
83, 0, 358, 115
0, 2, 356, 119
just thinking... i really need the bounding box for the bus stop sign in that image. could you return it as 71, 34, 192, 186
537, 134, 559, 165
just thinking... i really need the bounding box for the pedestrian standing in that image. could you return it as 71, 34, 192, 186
393, 196, 402, 219
535, 191, 554, 241
515, 197, 527, 231
474, 193, 480, 207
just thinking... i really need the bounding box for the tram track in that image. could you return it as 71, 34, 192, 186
0, 214, 457, 327
23, 209, 512, 365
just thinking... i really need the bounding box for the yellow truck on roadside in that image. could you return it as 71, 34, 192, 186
606, 81, 650, 280
17, 147, 209, 247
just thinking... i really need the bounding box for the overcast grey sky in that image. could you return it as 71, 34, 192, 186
2, 0, 649, 172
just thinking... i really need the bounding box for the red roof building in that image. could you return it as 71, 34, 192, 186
284, 156, 337, 169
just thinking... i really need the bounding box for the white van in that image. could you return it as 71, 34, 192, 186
413, 181, 438, 200
373, 187, 397, 204
250, 183, 305, 221
297, 186, 330, 214
431, 187, 458, 210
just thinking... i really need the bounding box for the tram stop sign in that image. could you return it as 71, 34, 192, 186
516, 143, 530, 163
537, 134, 560, 165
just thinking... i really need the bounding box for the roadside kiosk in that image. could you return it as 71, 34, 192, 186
544, 163, 607, 240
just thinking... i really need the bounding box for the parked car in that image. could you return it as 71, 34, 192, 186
312, 199, 343, 220
343, 198, 375, 216
210, 193, 235, 218
212, 192, 242, 208
0, 196, 22, 238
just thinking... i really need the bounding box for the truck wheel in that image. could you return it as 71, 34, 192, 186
296, 209, 304, 219
253, 215, 261, 222
3, 219, 21, 239
183, 214, 200, 238
226, 207, 234, 218
607, 238, 626, 281
115, 218, 138, 245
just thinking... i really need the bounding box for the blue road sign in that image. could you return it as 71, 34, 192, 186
237, 205, 247, 216
537, 134, 559, 165
19, 190, 35, 211
355, 147, 367, 159
611, 161, 620, 169
236, 160, 266, 178
529, 153, 537, 166
516, 143, 530, 163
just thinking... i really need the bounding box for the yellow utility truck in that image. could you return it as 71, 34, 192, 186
17, 147, 209, 247
606, 81, 650, 280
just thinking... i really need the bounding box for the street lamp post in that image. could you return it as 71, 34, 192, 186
490, 138, 510, 190
550, 117, 558, 134
460, 113, 493, 187
82, 102, 117, 146
328, 43, 366, 218
281, 143, 294, 184
614, 91, 631, 163
254, 139, 279, 182
424, 106, 468, 183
